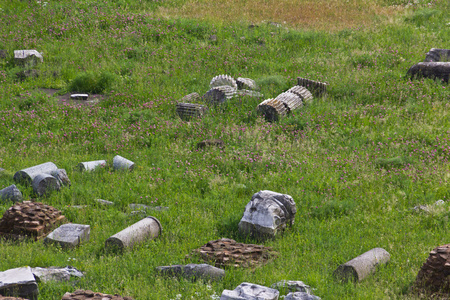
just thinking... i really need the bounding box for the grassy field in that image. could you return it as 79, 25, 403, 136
0, 0, 449, 299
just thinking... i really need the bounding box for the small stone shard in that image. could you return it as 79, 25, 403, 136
96, 199, 114, 206
197, 139, 224, 149
77, 160, 106, 171
50, 169, 71, 187
271, 280, 312, 294
285, 292, 321, 300
45, 224, 90, 248
236, 77, 257, 90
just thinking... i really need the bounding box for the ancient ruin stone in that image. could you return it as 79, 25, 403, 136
220, 282, 279, 300
32, 173, 61, 197
425, 48, 450, 62
203, 85, 237, 105
14, 50, 43, 67
176, 102, 208, 121
407, 62, 450, 83
415, 244, 450, 294
61, 290, 134, 300
275, 92, 303, 112
236, 77, 257, 90
285, 292, 321, 300
113, 155, 134, 171
50, 169, 71, 187
105, 217, 162, 251
77, 160, 106, 171
14, 162, 58, 185
297, 77, 327, 97
189, 238, 277, 268
271, 280, 312, 294
45, 224, 90, 248
0, 201, 65, 240
31, 266, 83, 283
210, 74, 238, 90
0, 185, 23, 203
156, 264, 225, 281
70, 94, 88, 100
96, 199, 114, 206
0, 267, 38, 300
257, 98, 287, 122
287, 86, 314, 105
334, 248, 390, 282
197, 139, 225, 149
238, 190, 297, 239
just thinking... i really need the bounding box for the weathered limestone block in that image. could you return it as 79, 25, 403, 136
210, 74, 238, 90
156, 264, 225, 281
407, 62, 450, 83
31, 266, 83, 283
297, 77, 327, 97
334, 248, 390, 282
285, 292, 321, 300
14, 50, 43, 67
286, 86, 314, 105
0, 185, 23, 203
271, 280, 312, 294
203, 85, 237, 105
236, 77, 257, 90
105, 216, 162, 251
32, 173, 60, 197
77, 160, 106, 171
14, 162, 58, 185
45, 224, 90, 248
70, 94, 88, 100
113, 155, 134, 171
176, 102, 208, 121
0, 267, 38, 300
50, 169, 71, 187
220, 282, 279, 300
257, 98, 287, 122
239, 190, 297, 239
275, 92, 303, 112
424, 48, 450, 62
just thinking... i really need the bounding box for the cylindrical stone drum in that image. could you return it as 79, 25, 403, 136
14, 162, 58, 185
0, 184, 23, 202
113, 155, 135, 171
32, 173, 61, 196
105, 216, 162, 251
77, 160, 106, 171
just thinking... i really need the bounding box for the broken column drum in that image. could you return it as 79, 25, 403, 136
176, 102, 208, 121
407, 62, 450, 83
424, 48, 450, 62
236, 77, 257, 90
113, 155, 135, 171
297, 77, 327, 97
0, 267, 39, 300
203, 85, 237, 105
287, 85, 314, 106
77, 160, 106, 171
0, 185, 23, 203
210, 74, 238, 90
275, 92, 303, 112
50, 169, 71, 187
180, 92, 201, 103
238, 190, 297, 238
32, 173, 60, 196
13, 162, 58, 185
257, 98, 287, 122
334, 247, 390, 282
105, 216, 162, 251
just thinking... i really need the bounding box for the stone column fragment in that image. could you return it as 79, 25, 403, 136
334, 248, 390, 282
45, 224, 90, 248
0, 184, 23, 203
113, 155, 134, 171
32, 173, 60, 196
176, 102, 208, 121
407, 62, 450, 83
51, 169, 71, 187
220, 282, 279, 300
14, 162, 58, 185
77, 160, 106, 171
105, 216, 162, 251
297, 77, 327, 97
0, 266, 39, 300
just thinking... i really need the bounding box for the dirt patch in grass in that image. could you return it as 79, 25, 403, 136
38, 88, 106, 106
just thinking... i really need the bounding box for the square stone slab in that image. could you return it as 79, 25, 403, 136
44, 224, 90, 248
0, 267, 38, 300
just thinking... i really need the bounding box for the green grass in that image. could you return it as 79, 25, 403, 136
0, 0, 449, 299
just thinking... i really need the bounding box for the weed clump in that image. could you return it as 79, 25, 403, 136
68, 71, 115, 94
